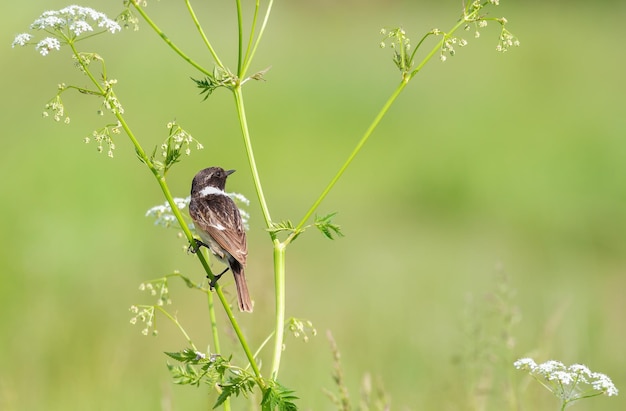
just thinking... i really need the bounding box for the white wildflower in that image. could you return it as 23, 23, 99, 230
36, 37, 61, 56
13, 6, 121, 55
514, 357, 619, 406
11, 33, 32, 48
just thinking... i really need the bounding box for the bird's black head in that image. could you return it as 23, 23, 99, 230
191, 167, 235, 195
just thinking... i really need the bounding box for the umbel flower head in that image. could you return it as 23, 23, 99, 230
12, 5, 121, 56
514, 358, 618, 407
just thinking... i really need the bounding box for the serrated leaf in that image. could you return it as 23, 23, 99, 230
261, 383, 299, 411
314, 213, 344, 240
266, 220, 295, 234
213, 385, 234, 409
191, 76, 220, 101
166, 362, 200, 386
213, 373, 256, 409
164, 348, 199, 363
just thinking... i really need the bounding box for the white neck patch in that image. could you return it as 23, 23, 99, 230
199, 185, 227, 197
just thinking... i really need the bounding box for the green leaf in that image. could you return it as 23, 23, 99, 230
191, 67, 235, 100
191, 76, 220, 100
267, 220, 306, 242
314, 213, 344, 240
213, 372, 256, 409
166, 362, 201, 386
164, 348, 199, 363
261, 383, 299, 411
267, 220, 295, 234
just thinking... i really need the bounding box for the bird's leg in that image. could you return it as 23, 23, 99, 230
209, 266, 230, 289
188, 238, 209, 254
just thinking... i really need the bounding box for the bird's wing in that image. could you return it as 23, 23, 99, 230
189, 194, 247, 266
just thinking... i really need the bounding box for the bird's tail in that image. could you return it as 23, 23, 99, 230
232, 263, 253, 312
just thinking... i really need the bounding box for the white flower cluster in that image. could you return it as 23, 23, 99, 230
145, 197, 191, 228
12, 6, 121, 56
165, 122, 203, 157
146, 193, 250, 231
514, 358, 619, 401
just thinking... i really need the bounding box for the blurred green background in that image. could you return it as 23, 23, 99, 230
2, 1, 625, 410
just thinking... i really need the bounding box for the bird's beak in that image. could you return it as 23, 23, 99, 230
226, 169, 236, 176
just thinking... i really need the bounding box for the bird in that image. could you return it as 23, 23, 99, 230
188, 167, 252, 312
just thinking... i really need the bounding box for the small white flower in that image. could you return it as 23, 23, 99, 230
70, 20, 93, 36
514, 357, 537, 370
15, 6, 121, 55
11, 33, 32, 47
99, 19, 121, 34
31, 15, 65, 31
592, 372, 619, 396
515, 357, 619, 404
36, 37, 61, 56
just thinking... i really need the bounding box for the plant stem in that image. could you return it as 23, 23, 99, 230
287, 78, 409, 244
287, 13, 469, 243
207, 288, 221, 353
232, 86, 273, 228
125, 2, 267, 389
235, 0, 244, 76
156, 306, 197, 350
214, 285, 265, 387
184, 0, 224, 69
241, 0, 260, 78
72, 42, 263, 384
130, 1, 211, 77
269, 240, 286, 378
241, 0, 275, 77
206, 284, 230, 411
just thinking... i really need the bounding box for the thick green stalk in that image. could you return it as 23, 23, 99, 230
269, 240, 286, 378
232, 87, 273, 228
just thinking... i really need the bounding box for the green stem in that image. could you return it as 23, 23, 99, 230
206, 284, 230, 411
241, 0, 260, 78
215, 285, 265, 387
232, 86, 273, 228
207, 288, 221, 353
269, 240, 286, 378
184, 0, 224, 68
286, 13, 470, 243
155, 306, 197, 350
235, 0, 244, 76
287, 78, 409, 244
71, 42, 263, 385
241, 0, 275, 77
130, 1, 211, 77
